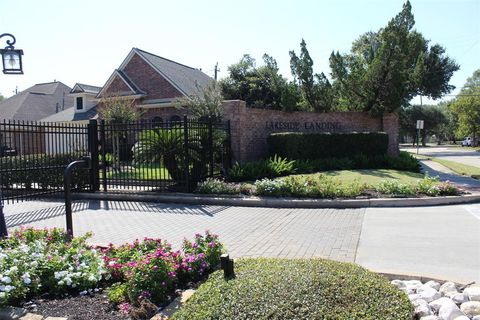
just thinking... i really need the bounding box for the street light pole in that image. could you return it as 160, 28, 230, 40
0, 33, 24, 237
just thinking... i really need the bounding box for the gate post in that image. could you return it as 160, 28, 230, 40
99, 120, 107, 191
88, 120, 100, 192
208, 117, 214, 177
183, 116, 190, 192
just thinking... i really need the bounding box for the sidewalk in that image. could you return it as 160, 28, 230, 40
420, 160, 480, 191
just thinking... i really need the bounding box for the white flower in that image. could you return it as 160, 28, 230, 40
9, 266, 18, 272
0, 292, 5, 299
0, 253, 7, 259
4, 285, 15, 293
88, 275, 96, 282
30, 261, 38, 267
64, 277, 72, 286
0, 285, 5, 291
1, 276, 12, 284
90, 249, 97, 255
22, 273, 31, 285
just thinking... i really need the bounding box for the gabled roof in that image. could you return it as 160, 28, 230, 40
97, 69, 147, 98
0, 81, 74, 121
41, 105, 98, 122
133, 48, 213, 97
71, 83, 102, 94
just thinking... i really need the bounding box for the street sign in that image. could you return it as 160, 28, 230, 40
416, 120, 424, 129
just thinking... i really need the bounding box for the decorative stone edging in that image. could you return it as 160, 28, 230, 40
390, 279, 480, 320
72, 191, 480, 209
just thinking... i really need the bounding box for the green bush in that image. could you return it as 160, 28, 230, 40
228, 155, 296, 181
171, 258, 413, 320
197, 178, 239, 194
254, 175, 366, 198
268, 132, 389, 160
0, 153, 89, 190
375, 180, 416, 196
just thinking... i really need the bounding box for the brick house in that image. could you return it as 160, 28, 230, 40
97, 48, 213, 122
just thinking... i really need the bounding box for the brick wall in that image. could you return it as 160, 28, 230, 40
123, 53, 183, 100
103, 75, 132, 96
222, 100, 399, 162
136, 100, 399, 162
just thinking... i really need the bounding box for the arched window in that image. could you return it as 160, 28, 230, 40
152, 116, 163, 127
170, 115, 181, 123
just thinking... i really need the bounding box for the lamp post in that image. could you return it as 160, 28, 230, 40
0, 33, 24, 237
0, 33, 24, 74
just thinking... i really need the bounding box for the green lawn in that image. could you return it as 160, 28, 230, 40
294, 169, 424, 186
408, 152, 480, 179
106, 164, 171, 180
431, 158, 480, 178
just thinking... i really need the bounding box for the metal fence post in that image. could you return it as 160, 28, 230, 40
208, 117, 214, 177
88, 120, 100, 192
0, 174, 7, 238
225, 120, 232, 171
99, 120, 107, 191
183, 116, 190, 192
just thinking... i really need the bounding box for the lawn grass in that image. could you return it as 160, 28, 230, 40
295, 169, 424, 186
431, 158, 480, 178
171, 258, 413, 320
106, 164, 171, 180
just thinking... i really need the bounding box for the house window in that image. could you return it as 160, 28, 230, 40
152, 117, 163, 128
170, 115, 181, 123
76, 97, 83, 110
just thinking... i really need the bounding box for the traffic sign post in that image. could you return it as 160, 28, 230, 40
416, 120, 424, 154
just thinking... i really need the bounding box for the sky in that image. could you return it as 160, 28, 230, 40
0, 0, 479, 105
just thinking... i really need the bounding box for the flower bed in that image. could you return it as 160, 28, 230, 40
0, 227, 224, 317
197, 174, 460, 198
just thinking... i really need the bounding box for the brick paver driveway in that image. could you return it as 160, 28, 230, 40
4, 200, 364, 263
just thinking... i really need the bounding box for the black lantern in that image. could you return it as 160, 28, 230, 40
0, 33, 23, 74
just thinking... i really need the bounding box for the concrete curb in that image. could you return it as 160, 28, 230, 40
72, 191, 480, 208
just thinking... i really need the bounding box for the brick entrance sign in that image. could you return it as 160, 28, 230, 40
222, 100, 399, 163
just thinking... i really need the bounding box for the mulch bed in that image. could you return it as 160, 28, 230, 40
27, 292, 129, 320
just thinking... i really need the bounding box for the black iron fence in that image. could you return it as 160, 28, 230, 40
0, 117, 231, 202
0, 120, 91, 203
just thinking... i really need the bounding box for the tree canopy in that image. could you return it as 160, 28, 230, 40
450, 69, 480, 145
220, 1, 458, 115
329, 1, 459, 115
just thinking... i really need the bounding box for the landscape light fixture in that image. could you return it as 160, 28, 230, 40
0, 33, 24, 74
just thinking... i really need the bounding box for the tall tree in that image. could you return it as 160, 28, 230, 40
450, 69, 480, 146
219, 54, 290, 110
175, 82, 224, 120
329, 1, 459, 115
289, 39, 333, 112
0, 94, 4, 102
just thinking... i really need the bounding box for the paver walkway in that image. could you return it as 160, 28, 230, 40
4, 200, 479, 283
5, 200, 364, 262
420, 160, 480, 191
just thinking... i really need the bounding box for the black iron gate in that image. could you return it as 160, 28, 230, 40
0, 117, 231, 202
96, 116, 231, 192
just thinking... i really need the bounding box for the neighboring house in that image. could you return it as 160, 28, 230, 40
0, 81, 73, 121
81, 48, 213, 123
42, 83, 101, 122
0, 81, 74, 155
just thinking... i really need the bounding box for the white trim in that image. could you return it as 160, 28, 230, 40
137, 103, 176, 109
120, 48, 188, 97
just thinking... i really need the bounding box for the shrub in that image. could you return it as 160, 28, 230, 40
0, 153, 89, 190
228, 155, 296, 182
416, 176, 459, 196
197, 178, 239, 194
268, 132, 388, 160
254, 175, 366, 198
170, 258, 413, 320
103, 231, 224, 306
0, 228, 105, 306
375, 180, 416, 196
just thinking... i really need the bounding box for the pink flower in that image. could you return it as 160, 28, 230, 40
119, 302, 131, 314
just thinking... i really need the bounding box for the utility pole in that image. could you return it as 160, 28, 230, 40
214, 62, 219, 81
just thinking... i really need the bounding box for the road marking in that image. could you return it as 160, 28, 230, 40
464, 205, 480, 220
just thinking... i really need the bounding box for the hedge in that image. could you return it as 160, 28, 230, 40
0, 153, 89, 190
171, 258, 413, 320
268, 132, 389, 160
